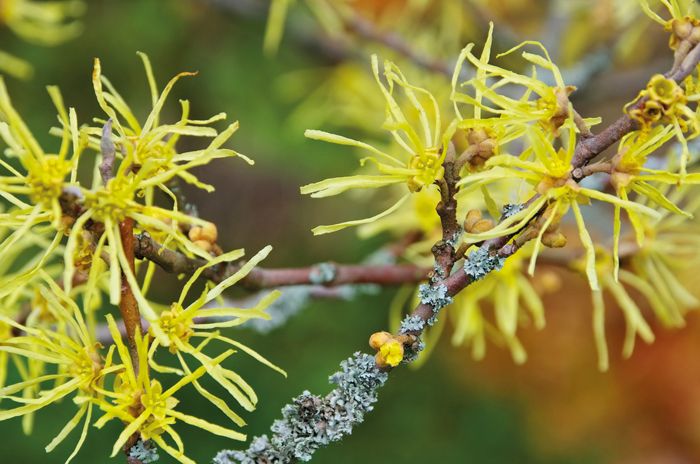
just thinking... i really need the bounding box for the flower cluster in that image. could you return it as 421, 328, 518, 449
303, 7, 700, 369
0, 55, 283, 462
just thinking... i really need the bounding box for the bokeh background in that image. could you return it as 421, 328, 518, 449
1, 1, 700, 463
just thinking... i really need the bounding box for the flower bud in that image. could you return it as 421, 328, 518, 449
464, 209, 482, 231
189, 226, 203, 241
470, 219, 494, 233
193, 239, 212, 252
541, 231, 567, 248
369, 331, 393, 350
200, 222, 218, 243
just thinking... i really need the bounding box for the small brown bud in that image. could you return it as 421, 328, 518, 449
541, 231, 567, 248
369, 331, 393, 350
193, 239, 212, 252
189, 226, 203, 242
200, 222, 218, 243
470, 219, 494, 233
476, 138, 497, 160
464, 209, 483, 231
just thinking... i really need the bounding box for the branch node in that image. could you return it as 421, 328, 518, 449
308, 262, 338, 285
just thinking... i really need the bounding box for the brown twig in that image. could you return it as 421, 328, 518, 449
96, 121, 146, 462
134, 232, 429, 289
572, 42, 700, 171
118, 218, 143, 364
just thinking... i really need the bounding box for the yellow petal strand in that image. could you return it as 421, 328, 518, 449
304, 129, 403, 166
92, 58, 124, 134
619, 269, 683, 326
105, 315, 137, 386
176, 353, 246, 427
592, 290, 609, 372
528, 201, 560, 276
516, 274, 546, 329
110, 409, 151, 457
141, 70, 197, 135
451, 44, 475, 119
571, 200, 599, 291
151, 435, 196, 464
137, 52, 159, 112
311, 194, 410, 235
613, 205, 621, 282
168, 410, 247, 441
214, 332, 287, 377
631, 182, 691, 217
263, 0, 292, 54
606, 278, 654, 358
205, 246, 272, 302
300, 174, 405, 198
177, 247, 246, 306
44, 403, 87, 454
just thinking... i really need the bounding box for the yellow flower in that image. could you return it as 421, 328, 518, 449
378, 340, 404, 367
609, 127, 700, 277
573, 185, 700, 371
460, 120, 661, 291
301, 54, 456, 235
453, 24, 588, 135
89, 53, 252, 193
572, 248, 656, 371
625, 186, 700, 326
624, 73, 700, 173
640, 0, 700, 52
0, 78, 76, 279
0, 272, 118, 463
147, 246, 285, 425
95, 315, 245, 464
57, 55, 252, 340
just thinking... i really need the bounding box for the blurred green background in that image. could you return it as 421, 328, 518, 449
1, 1, 698, 463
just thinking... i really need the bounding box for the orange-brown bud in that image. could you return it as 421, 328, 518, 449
464, 209, 483, 231
189, 226, 203, 242
541, 231, 567, 248
200, 222, 218, 243
470, 219, 494, 233
193, 239, 212, 252
369, 331, 393, 350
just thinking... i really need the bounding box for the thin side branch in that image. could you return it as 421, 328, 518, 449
572, 41, 700, 170
134, 233, 429, 289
